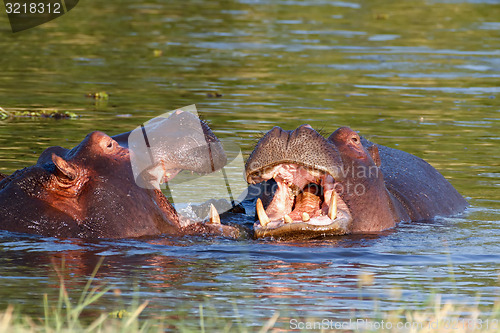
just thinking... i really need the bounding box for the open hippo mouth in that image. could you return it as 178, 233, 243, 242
0, 109, 237, 239
247, 163, 352, 240
245, 126, 353, 240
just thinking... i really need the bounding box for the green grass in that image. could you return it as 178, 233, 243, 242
1, 295, 499, 333
0, 263, 498, 333
0, 259, 278, 333
0, 259, 163, 333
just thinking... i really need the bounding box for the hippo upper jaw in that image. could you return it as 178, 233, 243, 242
247, 163, 353, 240
128, 110, 227, 190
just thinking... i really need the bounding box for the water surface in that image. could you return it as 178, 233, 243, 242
0, 0, 499, 330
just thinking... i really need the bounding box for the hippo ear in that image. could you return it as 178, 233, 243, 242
52, 153, 77, 180
367, 145, 381, 167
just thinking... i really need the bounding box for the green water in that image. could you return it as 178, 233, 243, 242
0, 0, 499, 330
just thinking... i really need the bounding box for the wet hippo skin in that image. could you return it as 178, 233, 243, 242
0, 111, 238, 239
245, 125, 468, 240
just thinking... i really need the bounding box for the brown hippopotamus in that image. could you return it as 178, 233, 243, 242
245, 125, 468, 240
0, 111, 237, 239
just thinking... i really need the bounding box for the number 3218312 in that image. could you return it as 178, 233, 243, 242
5, 2, 62, 14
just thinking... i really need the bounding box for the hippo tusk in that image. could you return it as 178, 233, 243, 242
256, 198, 270, 226
301, 212, 310, 222
209, 204, 221, 225
284, 214, 293, 224
328, 192, 337, 220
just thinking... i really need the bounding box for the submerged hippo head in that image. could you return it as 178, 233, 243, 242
245, 124, 467, 240
0, 111, 236, 239
245, 125, 353, 239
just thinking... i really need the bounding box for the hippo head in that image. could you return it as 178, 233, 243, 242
0, 111, 234, 239
327, 127, 397, 233
245, 125, 353, 240
246, 124, 466, 240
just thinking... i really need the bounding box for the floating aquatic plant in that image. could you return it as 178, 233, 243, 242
0, 107, 78, 119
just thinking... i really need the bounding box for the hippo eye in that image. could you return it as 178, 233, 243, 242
351, 136, 359, 143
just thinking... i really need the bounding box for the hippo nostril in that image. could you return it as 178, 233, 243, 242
107, 141, 113, 149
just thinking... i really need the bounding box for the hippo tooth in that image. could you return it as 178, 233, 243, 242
256, 198, 270, 227
209, 204, 221, 225
284, 214, 293, 223
301, 212, 310, 222
328, 193, 337, 220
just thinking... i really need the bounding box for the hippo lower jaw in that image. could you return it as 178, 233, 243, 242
248, 163, 352, 240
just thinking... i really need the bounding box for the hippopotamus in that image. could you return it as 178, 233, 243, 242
0, 111, 237, 239
245, 125, 468, 240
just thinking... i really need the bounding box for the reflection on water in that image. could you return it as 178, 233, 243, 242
1, 226, 498, 325
0, 0, 499, 328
